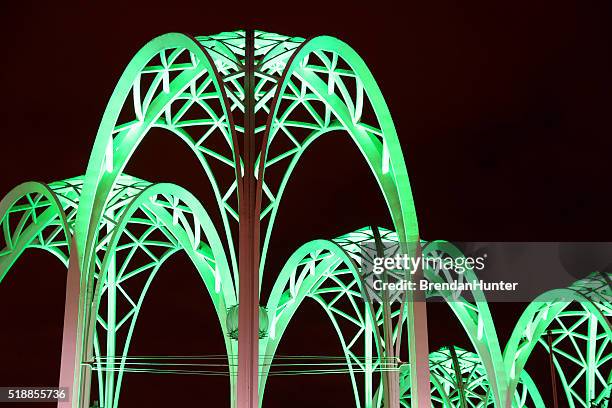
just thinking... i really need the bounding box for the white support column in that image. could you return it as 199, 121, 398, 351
58, 238, 83, 408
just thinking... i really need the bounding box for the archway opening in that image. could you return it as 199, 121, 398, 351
263, 299, 356, 408
123, 125, 238, 271
262, 130, 392, 299
109, 250, 230, 407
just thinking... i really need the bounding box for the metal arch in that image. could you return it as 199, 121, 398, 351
513, 371, 546, 408
262, 230, 421, 408
537, 304, 611, 408
0, 173, 173, 283
84, 182, 236, 408
307, 255, 406, 408
64, 30, 428, 407
332, 229, 508, 407
75, 32, 239, 292
420, 240, 508, 408
399, 367, 451, 408
0, 181, 73, 276
504, 274, 612, 405
257, 34, 418, 276
256, 37, 425, 403
76, 30, 315, 297
262, 238, 383, 408
5, 30, 610, 408
0, 174, 235, 408
399, 347, 545, 408
89, 247, 181, 408
71, 34, 243, 406
91, 180, 236, 325
262, 228, 504, 408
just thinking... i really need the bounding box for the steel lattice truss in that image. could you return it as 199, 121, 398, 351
399, 346, 545, 407
0, 30, 611, 408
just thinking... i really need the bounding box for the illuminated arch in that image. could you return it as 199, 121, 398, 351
505, 273, 612, 408
257, 34, 419, 275
0, 175, 176, 277
420, 240, 508, 407
86, 181, 236, 408
0, 181, 73, 275
262, 237, 385, 408
399, 347, 545, 408
263, 227, 509, 408
2, 29, 609, 408
74, 29, 421, 323
542, 304, 611, 408
322, 229, 508, 407
0, 175, 238, 408
75, 32, 240, 293
70, 30, 425, 408
251, 35, 425, 404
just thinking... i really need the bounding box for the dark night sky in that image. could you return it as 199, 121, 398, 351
1, 1, 611, 407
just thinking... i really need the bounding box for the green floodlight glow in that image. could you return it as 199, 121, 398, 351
0, 30, 610, 408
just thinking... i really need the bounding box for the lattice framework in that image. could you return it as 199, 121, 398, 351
0, 30, 610, 408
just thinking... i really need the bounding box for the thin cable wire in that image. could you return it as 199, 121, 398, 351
89, 366, 400, 377
94, 354, 398, 360
88, 354, 401, 376
90, 362, 397, 368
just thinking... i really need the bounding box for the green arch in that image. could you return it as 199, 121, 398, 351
400, 347, 545, 408
254, 36, 426, 405
75, 32, 238, 284
0, 181, 72, 278
87, 182, 236, 408
259, 35, 419, 277
421, 240, 508, 407
71, 34, 241, 406
261, 238, 381, 408
504, 282, 612, 406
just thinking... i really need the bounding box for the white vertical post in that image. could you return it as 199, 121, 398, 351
58, 238, 82, 408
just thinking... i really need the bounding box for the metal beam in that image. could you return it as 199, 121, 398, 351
237, 28, 261, 408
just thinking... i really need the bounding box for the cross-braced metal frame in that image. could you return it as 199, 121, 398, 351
399, 346, 545, 407
0, 30, 610, 408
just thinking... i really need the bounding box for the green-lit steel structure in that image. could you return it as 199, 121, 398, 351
0, 30, 610, 408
